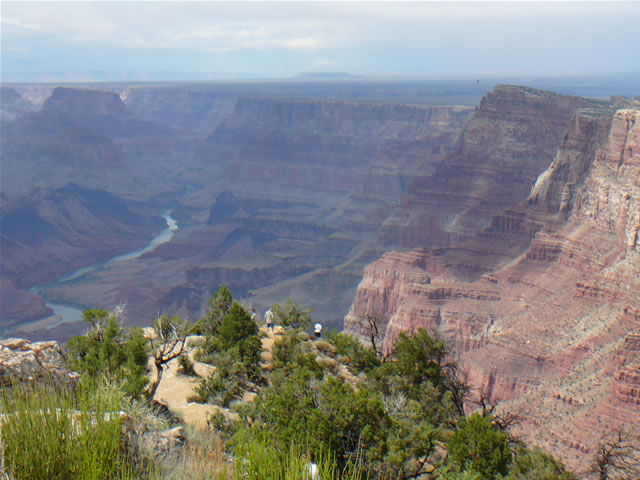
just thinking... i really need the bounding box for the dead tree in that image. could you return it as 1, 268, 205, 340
146, 315, 190, 400
471, 387, 523, 449
358, 312, 397, 361
592, 427, 640, 480
443, 362, 472, 417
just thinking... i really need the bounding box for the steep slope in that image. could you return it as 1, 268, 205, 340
0, 87, 183, 200
36, 96, 472, 333
345, 102, 640, 474
379, 86, 605, 252
0, 86, 34, 121
0, 184, 165, 331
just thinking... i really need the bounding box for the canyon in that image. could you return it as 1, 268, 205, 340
2, 82, 475, 341
2, 78, 639, 474
344, 98, 640, 473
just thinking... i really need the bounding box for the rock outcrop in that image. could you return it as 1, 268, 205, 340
345, 103, 640, 474
42, 87, 132, 119
0, 338, 79, 386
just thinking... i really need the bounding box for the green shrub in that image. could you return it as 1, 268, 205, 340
272, 333, 323, 379
201, 285, 233, 338
271, 300, 313, 330
195, 370, 243, 407
272, 332, 302, 367
178, 353, 197, 376
507, 447, 576, 479
66, 308, 149, 399
218, 303, 258, 350
447, 413, 512, 478
328, 332, 380, 374
194, 349, 250, 407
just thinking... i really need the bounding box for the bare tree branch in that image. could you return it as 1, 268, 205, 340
146, 315, 190, 401
592, 427, 640, 480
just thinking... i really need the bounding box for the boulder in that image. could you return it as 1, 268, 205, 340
0, 338, 79, 387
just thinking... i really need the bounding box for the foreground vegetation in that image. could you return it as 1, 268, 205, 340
0, 286, 597, 479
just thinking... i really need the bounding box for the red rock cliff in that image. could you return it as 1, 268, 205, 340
345, 103, 640, 475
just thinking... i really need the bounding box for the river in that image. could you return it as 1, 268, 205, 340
39, 211, 179, 330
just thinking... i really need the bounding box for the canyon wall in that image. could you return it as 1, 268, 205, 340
345, 103, 640, 474
124, 87, 237, 134
3, 84, 477, 340
198, 97, 471, 196
39, 96, 473, 335
378, 86, 604, 252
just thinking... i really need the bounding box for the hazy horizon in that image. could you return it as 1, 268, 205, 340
2, 1, 640, 83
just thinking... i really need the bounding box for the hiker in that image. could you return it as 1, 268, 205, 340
303, 452, 319, 480
251, 308, 257, 323
264, 308, 274, 333
314, 322, 322, 339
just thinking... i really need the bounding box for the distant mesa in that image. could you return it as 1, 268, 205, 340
43, 86, 132, 118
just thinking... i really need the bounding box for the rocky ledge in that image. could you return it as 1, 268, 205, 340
0, 338, 79, 386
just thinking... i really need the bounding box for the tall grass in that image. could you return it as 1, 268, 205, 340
1, 378, 133, 480
232, 429, 368, 480
150, 426, 230, 480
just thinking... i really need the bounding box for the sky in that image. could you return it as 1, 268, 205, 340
1, 1, 639, 81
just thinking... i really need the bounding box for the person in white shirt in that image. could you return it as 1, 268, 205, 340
314, 323, 322, 339
264, 308, 274, 333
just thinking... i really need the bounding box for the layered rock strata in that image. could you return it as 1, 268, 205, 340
378, 86, 605, 252
345, 104, 640, 474
199, 97, 472, 196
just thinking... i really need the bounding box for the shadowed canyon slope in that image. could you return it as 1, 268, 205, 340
344, 101, 640, 474
2, 83, 479, 341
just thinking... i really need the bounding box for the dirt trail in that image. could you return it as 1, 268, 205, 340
150, 328, 283, 429
149, 340, 219, 429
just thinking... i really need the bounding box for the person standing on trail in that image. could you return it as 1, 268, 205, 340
314, 323, 322, 339
264, 308, 274, 333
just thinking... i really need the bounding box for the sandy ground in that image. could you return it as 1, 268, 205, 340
150, 327, 283, 429
149, 342, 220, 429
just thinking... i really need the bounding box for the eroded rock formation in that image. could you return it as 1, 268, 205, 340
345, 103, 640, 474
29, 92, 473, 337
378, 86, 604, 251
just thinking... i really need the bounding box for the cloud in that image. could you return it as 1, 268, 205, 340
1, 1, 638, 78
1, 16, 41, 31
285, 37, 320, 50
